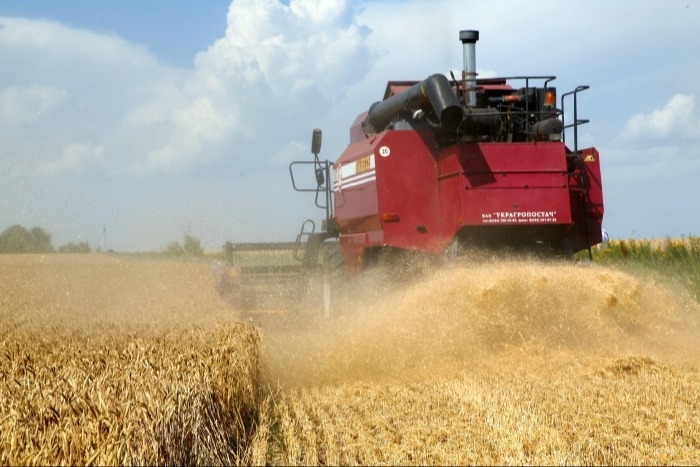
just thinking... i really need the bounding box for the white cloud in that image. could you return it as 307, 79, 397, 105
289, 0, 348, 24
144, 97, 237, 174
0, 2, 375, 249
622, 94, 700, 141
197, 0, 369, 96
38, 143, 104, 176
2, 1, 700, 249
0, 85, 66, 125
0, 16, 189, 177
604, 144, 700, 180
271, 140, 308, 167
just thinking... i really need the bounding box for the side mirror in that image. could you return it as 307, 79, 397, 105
315, 167, 325, 186
311, 128, 322, 155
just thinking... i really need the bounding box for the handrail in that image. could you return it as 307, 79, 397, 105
560, 85, 590, 156
560, 85, 593, 259
289, 159, 334, 223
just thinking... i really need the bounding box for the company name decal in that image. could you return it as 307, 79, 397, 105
334, 154, 376, 192
481, 211, 558, 224
355, 155, 372, 173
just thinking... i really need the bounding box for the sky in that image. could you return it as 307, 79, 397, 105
1, 0, 699, 252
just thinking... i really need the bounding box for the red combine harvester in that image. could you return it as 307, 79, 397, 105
215, 29, 604, 313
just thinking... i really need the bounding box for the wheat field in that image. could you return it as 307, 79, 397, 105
2, 254, 700, 465
0, 254, 265, 465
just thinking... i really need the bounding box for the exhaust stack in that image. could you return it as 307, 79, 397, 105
459, 30, 479, 107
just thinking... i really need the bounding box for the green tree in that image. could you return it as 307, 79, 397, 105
0, 224, 55, 253
0, 225, 32, 253
183, 233, 204, 256
164, 232, 204, 257
30, 227, 55, 253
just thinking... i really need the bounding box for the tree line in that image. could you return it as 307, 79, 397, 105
0, 224, 205, 256
0, 224, 91, 254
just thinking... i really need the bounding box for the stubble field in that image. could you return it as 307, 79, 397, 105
2, 253, 700, 465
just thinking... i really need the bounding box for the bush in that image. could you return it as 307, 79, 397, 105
58, 242, 92, 253
164, 232, 204, 257
183, 233, 204, 256
165, 241, 184, 256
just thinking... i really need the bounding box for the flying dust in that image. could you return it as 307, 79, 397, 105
3, 254, 699, 464
257, 257, 700, 387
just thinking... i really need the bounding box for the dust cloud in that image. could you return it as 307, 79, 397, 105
256, 258, 700, 387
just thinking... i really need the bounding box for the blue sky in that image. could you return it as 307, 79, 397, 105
0, 0, 231, 67
1, 0, 699, 252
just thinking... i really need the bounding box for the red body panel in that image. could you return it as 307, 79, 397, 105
334, 129, 604, 271
569, 147, 604, 250
437, 142, 572, 231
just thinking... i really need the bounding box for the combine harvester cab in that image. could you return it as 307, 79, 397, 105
216, 29, 604, 315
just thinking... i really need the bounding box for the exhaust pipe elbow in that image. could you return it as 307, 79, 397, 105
424, 74, 464, 131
